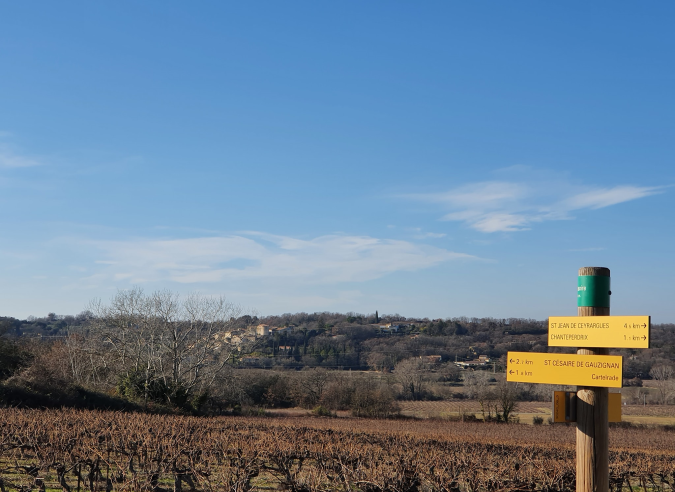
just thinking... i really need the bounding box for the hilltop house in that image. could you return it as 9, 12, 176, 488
455, 355, 491, 369
255, 324, 271, 336
379, 323, 407, 334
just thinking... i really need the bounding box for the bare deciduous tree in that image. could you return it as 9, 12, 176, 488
649, 363, 675, 404
61, 333, 111, 387
495, 378, 518, 422
395, 357, 429, 400
464, 371, 495, 420
88, 288, 249, 406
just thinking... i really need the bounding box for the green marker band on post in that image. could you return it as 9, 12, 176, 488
578, 275, 611, 308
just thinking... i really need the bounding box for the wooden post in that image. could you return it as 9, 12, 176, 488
577, 267, 610, 492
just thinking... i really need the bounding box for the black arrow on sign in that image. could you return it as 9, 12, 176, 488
509, 370, 514, 375
643, 335, 647, 340
509, 358, 514, 363
642, 323, 647, 328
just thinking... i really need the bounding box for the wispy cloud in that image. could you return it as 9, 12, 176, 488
418, 232, 446, 239
0, 145, 42, 168
404, 177, 663, 233
83, 232, 478, 285
405, 227, 447, 239
561, 186, 658, 210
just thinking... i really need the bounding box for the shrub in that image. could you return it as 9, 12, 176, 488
350, 384, 399, 418
312, 405, 334, 417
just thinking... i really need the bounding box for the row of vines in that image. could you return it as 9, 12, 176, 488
0, 409, 673, 492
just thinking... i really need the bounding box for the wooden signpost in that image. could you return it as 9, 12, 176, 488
506, 267, 650, 492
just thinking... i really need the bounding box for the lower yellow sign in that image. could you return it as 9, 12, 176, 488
552, 391, 622, 423
506, 351, 622, 388
553, 391, 576, 423
608, 393, 622, 422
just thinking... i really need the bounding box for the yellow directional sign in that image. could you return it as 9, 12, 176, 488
506, 351, 622, 388
548, 316, 650, 349
552, 391, 622, 423
608, 393, 622, 422
553, 391, 576, 423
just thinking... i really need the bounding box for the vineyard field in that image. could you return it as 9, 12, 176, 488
0, 408, 673, 492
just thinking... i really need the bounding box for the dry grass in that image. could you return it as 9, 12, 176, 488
622, 404, 675, 417
398, 400, 675, 423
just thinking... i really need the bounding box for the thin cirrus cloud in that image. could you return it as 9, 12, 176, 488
0, 146, 42, 168
86, 233, 478, 285
405, 180, 663, 233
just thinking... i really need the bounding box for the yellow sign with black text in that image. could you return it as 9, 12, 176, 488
506, 352, 622, 388
552, 391, 622, 423
608, 393, 622, 422
553, 391, 576, 423
548, 316, 650, 349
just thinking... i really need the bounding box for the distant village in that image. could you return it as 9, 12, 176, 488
233, 322, 493, 369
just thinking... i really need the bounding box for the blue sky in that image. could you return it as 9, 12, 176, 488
1, 2, 674, 321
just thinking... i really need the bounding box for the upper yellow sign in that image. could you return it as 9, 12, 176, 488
548, 316, 650, 349
506, 351, 623, 388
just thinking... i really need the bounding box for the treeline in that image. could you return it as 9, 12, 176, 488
233, 313, 673, 383
0, 291, 674, 414
229, 313, 550, 371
